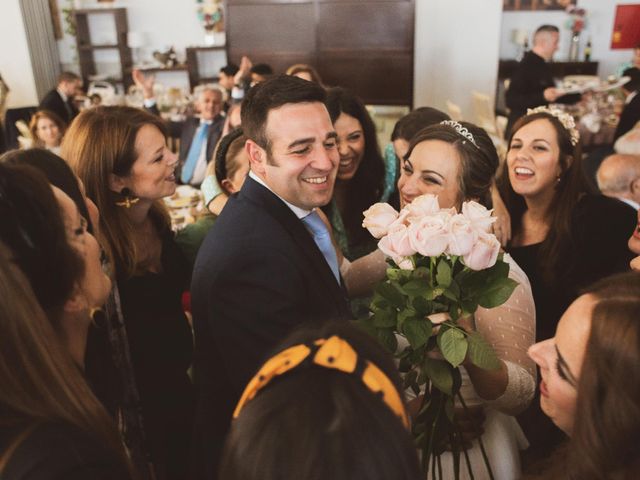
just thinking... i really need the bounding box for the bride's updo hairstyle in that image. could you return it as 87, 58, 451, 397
404, 121, 499, 208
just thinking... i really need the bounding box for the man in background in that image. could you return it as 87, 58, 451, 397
39, 71, 82, 125
506, 24, 580, 136
597, 153, 640, 210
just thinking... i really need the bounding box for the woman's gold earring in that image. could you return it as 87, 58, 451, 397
115, 188, 139, 208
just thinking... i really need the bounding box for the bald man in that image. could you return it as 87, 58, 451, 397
506, 24, 580, 136
597, 153, 640, 210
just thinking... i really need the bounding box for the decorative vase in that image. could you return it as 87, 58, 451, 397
569, 33, 580, 61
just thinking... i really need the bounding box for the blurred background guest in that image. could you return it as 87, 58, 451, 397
286, 63, 324, 86
39, 71, 82, 126
596, 153, 640, 210
28, 110, 66, 155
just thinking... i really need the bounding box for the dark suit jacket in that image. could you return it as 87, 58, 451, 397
506, 51, 580, 136
614, 92, 640, 141
39, 89, 78, 125
146, 104, 224, 184
190, 176, 352, 479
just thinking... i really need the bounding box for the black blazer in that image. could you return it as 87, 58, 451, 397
614, 92, 640, 141
190, 176, 352, 479
506, 51, 580, 136
39, 89, 78, 125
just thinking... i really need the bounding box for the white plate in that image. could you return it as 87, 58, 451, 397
594, 76, 630, 92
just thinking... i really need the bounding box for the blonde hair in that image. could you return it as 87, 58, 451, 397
62, 106, 170, 278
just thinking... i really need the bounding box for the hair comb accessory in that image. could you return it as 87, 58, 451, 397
233, 335, 410, 428
526, 106, 580, 146
115, 188, 139, 208
440, 120, 478, 148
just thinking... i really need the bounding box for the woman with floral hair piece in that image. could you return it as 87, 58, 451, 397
498, 106, 636, 468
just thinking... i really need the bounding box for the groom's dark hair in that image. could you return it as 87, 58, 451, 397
241, 74, 327, 154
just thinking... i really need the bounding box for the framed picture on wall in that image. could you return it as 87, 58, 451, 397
503, 0, 577, 11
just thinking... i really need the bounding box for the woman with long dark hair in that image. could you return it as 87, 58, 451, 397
499, 107, 636, 465
323, 87, 389, 260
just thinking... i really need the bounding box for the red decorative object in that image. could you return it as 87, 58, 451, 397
611, 4, 640, 49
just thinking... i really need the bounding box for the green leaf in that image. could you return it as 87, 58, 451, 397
467, 332, 501, 370
402, 279, 428, 297
477, 277, 519, 308
422, 358, 454, 395
437, 328, 468, 367
376, 328, 398, 354
412, 266, 430, 280
436, 259, 452, 287
397, 308, 417, 332
376, 282, 404, 309
412, 296, 429, 315
371, 308, 397, 328
404, 317, 432, 349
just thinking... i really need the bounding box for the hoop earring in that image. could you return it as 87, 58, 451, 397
115, 188, 139, 208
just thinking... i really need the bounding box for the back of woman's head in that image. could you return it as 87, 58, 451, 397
566, 272, 640, 479
0, 241, 129, 474
1, 148, 93, 233
214, 128, 247, 192
220, 321, 421, 480
407, 121, 499, 208
391, 107, 450, 142
0, 161, 83, 329
62, 105, 169, 276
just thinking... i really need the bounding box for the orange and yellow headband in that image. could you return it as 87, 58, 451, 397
233, 335, 410, 429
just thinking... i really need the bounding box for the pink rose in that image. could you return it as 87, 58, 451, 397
395, 256, 415, 271
378, 223, 416, 258
462, 200, 496, 233
463, 230, 500, 270
362, 203, 399, 238
447, 214, 476, 256
427, 312, 450, 325
404, 194, 441, 222
408, 211, 451, 257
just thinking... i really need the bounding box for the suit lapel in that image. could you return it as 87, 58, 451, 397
240, 177, 347, 303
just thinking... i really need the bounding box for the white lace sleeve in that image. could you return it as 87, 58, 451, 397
342, 249, 387, 298
474, 254, 536, 415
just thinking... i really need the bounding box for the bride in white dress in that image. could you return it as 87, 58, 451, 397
341, 120, 536, 480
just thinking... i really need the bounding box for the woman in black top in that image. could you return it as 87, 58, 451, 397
64, 106, 194, 480
499, 107, 636, 468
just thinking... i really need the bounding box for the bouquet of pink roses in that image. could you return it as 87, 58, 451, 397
361, 194, 518, 477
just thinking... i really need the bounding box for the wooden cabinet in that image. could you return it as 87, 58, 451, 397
73, 8, 133, 90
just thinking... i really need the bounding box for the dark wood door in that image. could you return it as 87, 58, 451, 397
225, 0, 415, 106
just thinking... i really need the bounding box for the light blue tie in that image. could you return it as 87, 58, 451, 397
181, 123, 210, 184
302, 211, 340, 283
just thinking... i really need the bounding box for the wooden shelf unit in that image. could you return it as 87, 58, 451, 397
185, 46, 226, 90
74, 8, 133, 90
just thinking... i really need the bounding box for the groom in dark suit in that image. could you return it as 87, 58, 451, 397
190, 75, 352, 479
